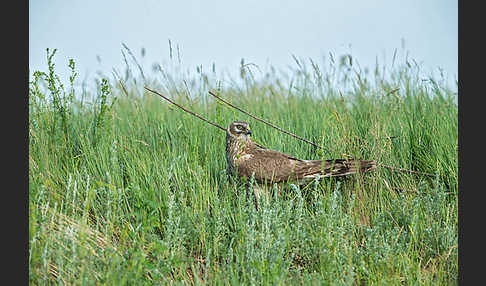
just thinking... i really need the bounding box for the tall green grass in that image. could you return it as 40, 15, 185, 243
29, 48, 457, 285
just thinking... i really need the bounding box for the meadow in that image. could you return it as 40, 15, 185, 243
29, 48, 457, 285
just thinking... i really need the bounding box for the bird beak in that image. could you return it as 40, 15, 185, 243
246, 129, 252, 136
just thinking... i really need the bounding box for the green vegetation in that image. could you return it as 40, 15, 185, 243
29, 48, 457, 285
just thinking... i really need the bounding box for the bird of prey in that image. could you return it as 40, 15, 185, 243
225, 121, 376, 188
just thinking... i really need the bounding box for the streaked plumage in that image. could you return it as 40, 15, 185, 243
225, 121, 376, 186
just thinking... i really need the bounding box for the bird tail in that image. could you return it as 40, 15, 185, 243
322, 159, 376, 177
295, 158, 376, 184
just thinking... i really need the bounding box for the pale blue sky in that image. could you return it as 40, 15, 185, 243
29, 0, 457, 89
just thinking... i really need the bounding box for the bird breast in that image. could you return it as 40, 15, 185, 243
225, 134, 252, 175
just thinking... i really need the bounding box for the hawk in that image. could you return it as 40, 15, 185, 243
225, 121, 376, 187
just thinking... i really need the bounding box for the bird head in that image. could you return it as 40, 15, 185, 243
227, 121, 252, 140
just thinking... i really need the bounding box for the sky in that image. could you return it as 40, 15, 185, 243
29, 0, 457, 90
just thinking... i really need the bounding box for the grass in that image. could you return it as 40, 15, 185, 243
29, 48, 457, 285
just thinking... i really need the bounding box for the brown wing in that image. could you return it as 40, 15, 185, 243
236, 147, 376, 184
236, 148, 304, 183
